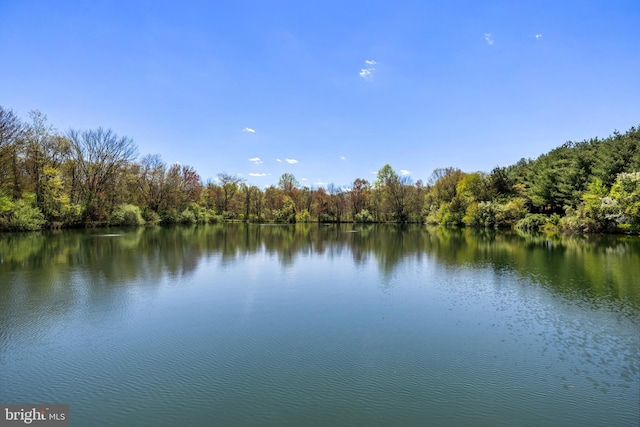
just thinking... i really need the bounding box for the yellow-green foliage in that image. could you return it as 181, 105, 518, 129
9, 197, 46, 231
109, 204, 145, 226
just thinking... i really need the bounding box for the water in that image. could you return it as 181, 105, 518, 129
1, 224, 638, 426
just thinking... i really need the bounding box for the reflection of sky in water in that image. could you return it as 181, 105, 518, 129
0, 225, 638, 426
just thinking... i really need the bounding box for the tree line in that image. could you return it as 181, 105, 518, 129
1, 105, 638, 233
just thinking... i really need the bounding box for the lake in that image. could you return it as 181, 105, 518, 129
1, 224, 638, 426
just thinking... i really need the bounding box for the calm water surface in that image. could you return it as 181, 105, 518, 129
1, 224, 638, 426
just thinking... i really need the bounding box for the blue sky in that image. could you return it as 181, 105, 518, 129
1, 0, 639, 188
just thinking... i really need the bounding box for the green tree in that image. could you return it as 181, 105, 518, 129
217, 172, 243, 215
375, 164, 412, 222
608, 172, 640, 230
278, 173, 299, 195
273, 195, 296, 223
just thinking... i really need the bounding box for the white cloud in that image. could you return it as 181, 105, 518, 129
314, 181, 328, 187
340, 156, 346, 160
400, 169, 411, 176
248, 157, 262, 164
243, 127, 256, 133
301, 178, 308, 181
484, 33, 494, 45
535, 34, 542, 40
359, 68, 374, 81
359, 59, 376, 81
285, 158, 298, 164
249, 172, 268, 177
276, 158, 282, 162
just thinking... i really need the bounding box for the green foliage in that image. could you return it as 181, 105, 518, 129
1, 105, 638, 234
109, 204, 145, 226
0, 191, 14, 214
558, 205, 607, 234
273, 196, 296, 223
605, 171, 640, 231
40, 165, 71, 222
354, 209, 374, 223
456, 172, 487, 202
179, 208, 197, 224
375, 164, 399, 188
462, 202, 479, 227
424, 168, 465, 225
207, 211, 223, 223
296, 209, 311, 223
464, 201, 498, 228
8, 199, 46, 231
516, 214, 549, 232
317, 212, 334, 223
446, 196, 466, 226
178, 203, 202, 224
161, 208, 179, 224
142, 209, 161, 225
555, 172, 640, 234
247, 213, 261, 223
495, 197, 527, 227
277, 173, 299, 194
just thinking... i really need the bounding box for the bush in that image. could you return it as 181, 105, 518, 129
496, 197, 527, 227
247, 213, 266, 223
9, 200, 46, 231
161, 208, 179, 224
178, 208, 197, 224
516, 214, 549, 232
61, 203, 83, 226
208, 211, 223, 224
0, 191, 14, 214
296, 209, 311, 223
177, 203, 215, 224
109, 204, 145, 226
317, 212, 334, 223
273, 196, 296, 223
354, 209, 374, 223
142, 209, 161, 225
464, 201, 498, 228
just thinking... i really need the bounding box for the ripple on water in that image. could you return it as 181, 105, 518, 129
1, 227, 638, 426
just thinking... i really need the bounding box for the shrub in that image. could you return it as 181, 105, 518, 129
464, 201, 498, 228
109, 204, 145, 226
496, 197, 527, 227
161, 208, 180, 224
212, 215, 224, 223
296, 209, 311, 223
354, 209, 374, 223
208, 210, 223, 223
61, 203, 83, 226
178, 208, 197, 224
273, 196, 296, 223
516, 214, 549, 232
317, 212, 334, 223
0, 191, 14, 214
142, 209, 161, 225
177, 203, 216, 224
9, 200, 46, 231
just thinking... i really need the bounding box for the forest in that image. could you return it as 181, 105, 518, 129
1, 105, 638, 233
